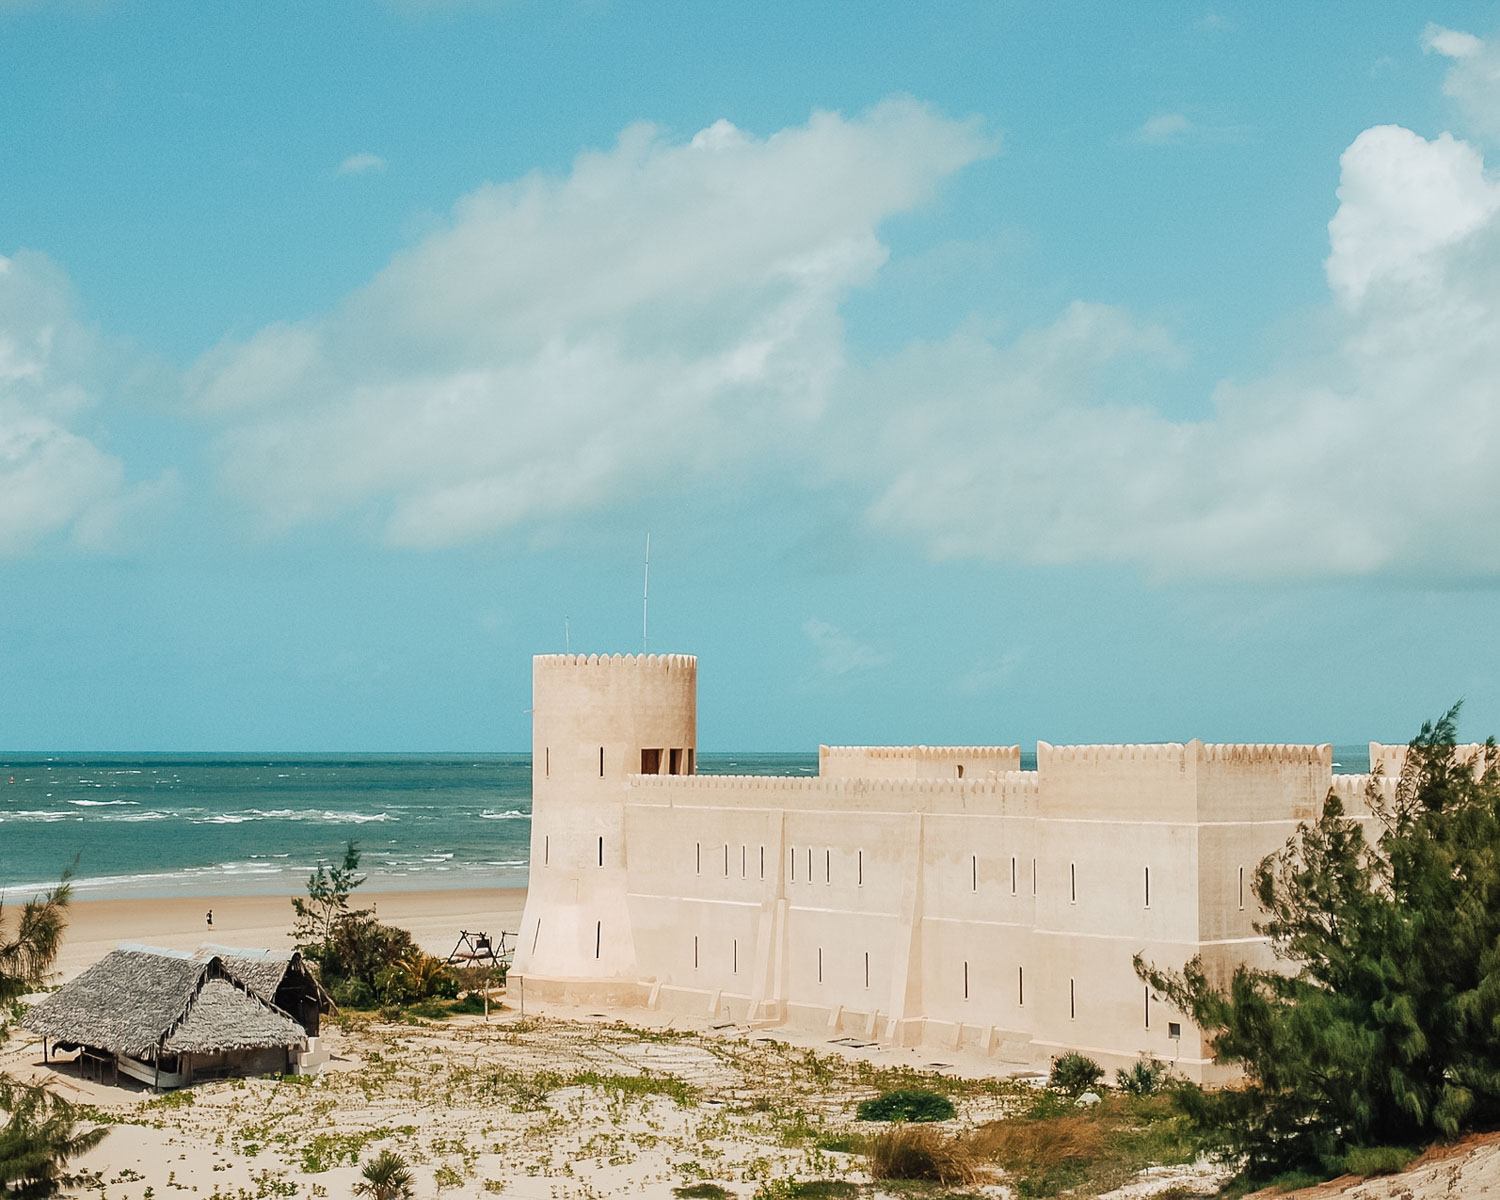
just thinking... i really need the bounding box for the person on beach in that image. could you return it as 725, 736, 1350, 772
206, 909, 213, 927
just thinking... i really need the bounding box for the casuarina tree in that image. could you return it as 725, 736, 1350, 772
1137, 705, 1500, 1178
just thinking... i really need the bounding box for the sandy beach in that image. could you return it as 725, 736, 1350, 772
49, 887, 527, 982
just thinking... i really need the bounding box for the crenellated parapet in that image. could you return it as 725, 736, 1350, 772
626, 769, 1038, 815
1198, 743, 1331, 766
534, 652, 697, 671
819, 743, 1021, 781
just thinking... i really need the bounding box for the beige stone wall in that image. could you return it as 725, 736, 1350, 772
514, 653, 1378, 1081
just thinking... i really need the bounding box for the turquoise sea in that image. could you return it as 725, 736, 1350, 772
0, 752, 816, 901
0, 746, 1370, 901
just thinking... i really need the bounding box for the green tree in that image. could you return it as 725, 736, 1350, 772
0, 869, 73, 1007
0, 1072, 108, 1198
353, 1149, 415, 1200
291, 840, 368, 951
1137, 705, 1500, 1177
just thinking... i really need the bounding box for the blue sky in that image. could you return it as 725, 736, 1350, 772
3, 2, 1500, 751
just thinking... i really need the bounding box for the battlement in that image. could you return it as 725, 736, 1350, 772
1369, 742, 1491, 779
1198, 743, 1330, 766
1039, 741, 1190, 765
625, 769, 1039, 814
819, 743, 1022, 781
534, 652, 697, 671
819, 744, 1021, 760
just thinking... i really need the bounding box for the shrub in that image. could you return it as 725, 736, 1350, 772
0, 1076, 110, 1199
327, 977, 375, 1009
866, 1124, 979, 1185
352, 1149, 414, 1200
671, 1186, 730, 1199
966, 1113, 1105, 1172
1115, 1058, 1170, 1096
1335, 1145, 1417, 1177
1049, 1052, 1104, 1095
855, 1088, 955, 1122
450, 991, 488, 1015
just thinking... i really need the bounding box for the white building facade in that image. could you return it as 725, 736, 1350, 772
512, 652, 1394, 1081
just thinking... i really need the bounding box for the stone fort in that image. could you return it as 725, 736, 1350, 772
511, 652, 1408, 1081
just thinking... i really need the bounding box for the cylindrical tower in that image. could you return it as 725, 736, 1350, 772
512, 652, 697, 986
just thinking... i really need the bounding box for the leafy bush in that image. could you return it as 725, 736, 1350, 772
671, 1186, 730, 1199
855, 1088, 955, 1122
1115, 1058, 1170, 1096
352, 1149, 414, 1200
866, 1124, 979, 1185
1049, 1052, 1104, 1096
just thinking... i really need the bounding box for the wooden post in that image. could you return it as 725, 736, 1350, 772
42, 1039, 48, 1063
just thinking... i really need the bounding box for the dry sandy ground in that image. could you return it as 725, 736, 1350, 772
1255, 1132, 1500, 1199
51, 888, 527, 981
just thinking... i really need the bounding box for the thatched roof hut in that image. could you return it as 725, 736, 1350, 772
23, 946, 306, 1063
195, 944, 332, 1035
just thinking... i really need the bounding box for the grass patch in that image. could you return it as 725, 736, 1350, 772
672, 1186, 730, 1199
856, 1089, 956, 1123
867, 1125, 981, 1186
965, 1092, 1195, 1197
571, 1069, 698, 1106
814, 1130, 869, 1155
1335, 1144, 1418, 1177
787, 1183, 858, 1198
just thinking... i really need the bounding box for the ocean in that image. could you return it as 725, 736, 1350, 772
0, 746, 1370, 901
0, 752, 816, 901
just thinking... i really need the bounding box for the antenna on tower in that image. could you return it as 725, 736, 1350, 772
642, 532, 651, 653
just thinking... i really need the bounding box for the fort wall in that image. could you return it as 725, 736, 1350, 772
514, 653, 1410, 1081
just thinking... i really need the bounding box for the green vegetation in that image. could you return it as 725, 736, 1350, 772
671, 1186, 731, 1199
854, 1089, 955, 1123
0, 865, 72, 1010
1137, 704, 1500, 1182
0, 1074, 109, 1199
1114, 1058, 1170, 1096
292, 842, 459, 1010
966, 1091, 1195, 1197
1047, 1053, 1104, 1097
352, 1150, 415, 1200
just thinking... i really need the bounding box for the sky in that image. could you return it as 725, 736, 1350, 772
3, 2, 1500, 752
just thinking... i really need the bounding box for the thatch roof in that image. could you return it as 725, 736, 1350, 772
23, 946, 306, 1059
196, 944, 296, 1000
196, 944, 335, 1014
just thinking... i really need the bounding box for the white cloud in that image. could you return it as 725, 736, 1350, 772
1135, 112, 1193, 144
1423, 23, 1483, 60
337, 152, 387, 176
802, 617, 889, 677
0, 252, 171, 556
1426, 27, 1500, 140
197, 99, 993, 545
849, 121, 1500, 581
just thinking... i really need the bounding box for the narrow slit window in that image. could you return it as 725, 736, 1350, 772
957, 763, 965, 779
971, 854, 978, 892
790, 846, 796, 882
732, 938, 738, 974
1238, 866, 1245, 911
806, 847, 812, 881
817, 947, 823, 983
825, 848, 831, 884
532, 918, 541, 954
1145, 985, 1151, 1029
1011, 855, 1017, 894
759, 845, 765, 879
963, 960, 969, 1000
723, 843, 729, 877
693, 935, 699, 969
598, 836, 604, 867
857, 849, 864, 887
864, 951, 870, 989
641, 748, 662, 774
1032, 857, 1037, 896
599, 746, 605, 777
1069, 862, 1077, 904
741, 845, 747, 878
545, 747, 550, 778
1144, 865, 1151, 909
669, 748, 682, 774
1070, 978, 1076, 1020
1018, 965, 1024, 1006
543, 835, 549, 866
696, 842, 701, 874
595, 921, 601, 959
